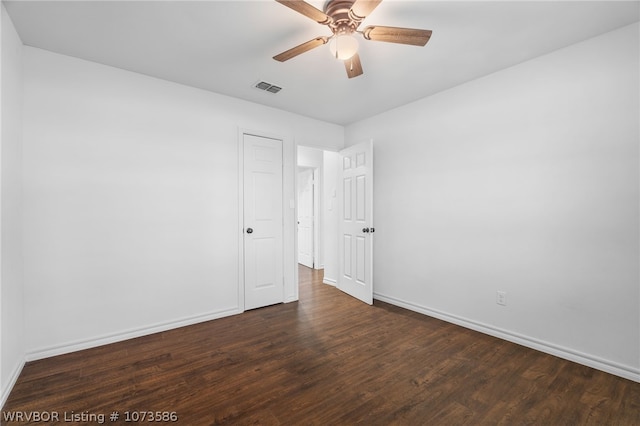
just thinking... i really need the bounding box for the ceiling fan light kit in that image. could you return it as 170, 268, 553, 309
329, 33, 359, 60
274, 0, 432, 78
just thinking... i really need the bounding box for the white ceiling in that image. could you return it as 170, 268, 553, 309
4, 0, 639, 125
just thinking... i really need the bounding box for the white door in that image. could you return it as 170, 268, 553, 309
297, 168, 314, 268
338, 141, 373, 305
243, 134, 284, 310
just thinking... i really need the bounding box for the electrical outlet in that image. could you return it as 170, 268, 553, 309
496, 291, 507, 306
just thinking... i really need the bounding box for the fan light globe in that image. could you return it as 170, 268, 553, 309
329, 34, 359, 60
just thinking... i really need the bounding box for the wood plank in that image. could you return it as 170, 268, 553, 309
363, 25, 432, 46
345, 53, 363, 78
273, 37, 328, 62
3, 265, 639, 424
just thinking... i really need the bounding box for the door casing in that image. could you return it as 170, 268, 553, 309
297, 168, 314, 268
238, 129, 297, 312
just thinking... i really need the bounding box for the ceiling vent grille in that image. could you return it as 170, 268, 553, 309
254, 80, 282, 94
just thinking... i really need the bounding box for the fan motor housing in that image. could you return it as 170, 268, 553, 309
325, 0, 360, 34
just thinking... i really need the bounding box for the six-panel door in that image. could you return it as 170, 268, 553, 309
338, 141, 373, 305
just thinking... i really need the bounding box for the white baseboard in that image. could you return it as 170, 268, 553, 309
1, 357, 25, 410
374, 292, 640, 383
26, 307, 242, 361
323, 277, 337, 286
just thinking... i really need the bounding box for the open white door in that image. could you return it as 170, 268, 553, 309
338, 140, 373, 305
243, 133, 284, 310
297, 168, 314, 268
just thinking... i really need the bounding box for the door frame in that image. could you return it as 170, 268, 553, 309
237, 128, 297, 312
297, 167, 315, 269
312, 168, 321, 269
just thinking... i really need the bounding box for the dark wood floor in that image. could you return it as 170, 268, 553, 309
3, 266, 639, 425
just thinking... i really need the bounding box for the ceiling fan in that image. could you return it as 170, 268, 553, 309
273, 0, 432, 78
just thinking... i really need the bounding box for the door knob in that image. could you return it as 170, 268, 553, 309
370, 228, 375, 233
362, 227, 370, 233
246, 228, 253, 234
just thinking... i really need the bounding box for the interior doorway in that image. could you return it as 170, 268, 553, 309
297, 146, 340, 287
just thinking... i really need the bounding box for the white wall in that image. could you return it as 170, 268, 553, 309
345, 23, 639, 381
297, 145, 324, 169
22, 46, 344, 359
0, 4, 24, 407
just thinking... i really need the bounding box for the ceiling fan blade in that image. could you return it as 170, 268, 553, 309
362, 26, 432, 46
273, 36, 329, 62
349, 0, 382, 21
344, 53, 363, 78
276, 0, 332, 25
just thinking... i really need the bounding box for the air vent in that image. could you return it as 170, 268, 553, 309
254, 80, 282, 94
